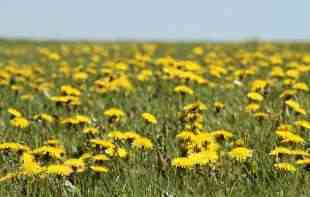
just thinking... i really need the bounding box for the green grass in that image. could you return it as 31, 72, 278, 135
0, 40, 309, 196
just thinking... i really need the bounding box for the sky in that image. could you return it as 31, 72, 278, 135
0, 0, 310, 41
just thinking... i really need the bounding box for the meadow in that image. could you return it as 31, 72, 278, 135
0, 40, 309, 196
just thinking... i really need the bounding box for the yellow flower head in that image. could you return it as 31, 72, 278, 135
105, 147, 128, 158
103, 108, 126, 119
183, 102, 207, 112
275, 130, 304, 144
296, 159, 310, 166
171, 150, 218, 168
0, 142, 30, 153
60, 85, 81, 96
214, 101, 225, 111
10, 117, 30, 128
83, 127, 99, 135
32, 145, 65, 159
46, 164, 73, 176
280, 89, 297, 100
245, 103, 260, 113
64, 158, 86, 172
247, 92, 264, 102
285, 100, 306, 115
108, 131, 141, 141
228, 147, 253, 162
132, 137, 153, 150
90, 165, 109, 173
294, 120, 310, 130
92, 154, 110, 162
142, 113, 157, 124
174, 85, 194, 95
8, 108, 22, 118
89, 139, 115, 150
293, 82, 309, 92
20, 152, 44, 175
34, 113, 55, 124
273, 162, 296, 173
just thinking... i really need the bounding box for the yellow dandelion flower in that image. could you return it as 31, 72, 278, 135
245, 103, 260, 113
188, 150, 219, 166
92, 154, 110, 161
275, 130, 304, 144
280, 89, 297, 100
296, 159, 310, 165
273, 162, 296, 172
228, 147, 253, 162
142, 112, 157, 124
270, 146, 293, 156
8, 108, 22, 118
45, 139, 62, 147
171, 157, 195, 168
286, 69, 300, 79
103, 108, 126, 119
83, 127, 99, 134
291, 149, 310, 157
176, 131, 196, 141
285, 100, 306, 115
105, 147, 128, 158
108, 131, 140, 141
78, 152, 93, 161
270, 147, 309, 157
174, 85, 194, 95
60, 114, 91, 125
0, 142, 30, 152
46, 164, 73, 176
277, 124, 295, 132
73, 71, 88, 81
64, 159, 85, 172
183, 102, 207, 112
254, 112, 269, 120
10, 117, 30, 128
89, 139, 115, 149
60, 85, 81, 96
116, 147, 128, 158
20, 152, 44, 175
33, 113, 55, 124
32, 146, 65, 159
293, 82, 309, 92
271, 66, 285, 77
50, 95, 80, 106
90, 165, 109, 173
75, 115, 91, 124
132, 137, 153, 150
137, 69, 152, 81
214, 101, 225, 112
172, 150, 218, 168
250, 79, 269, 92
247, 92, 264, 102
294, 120, 310, 130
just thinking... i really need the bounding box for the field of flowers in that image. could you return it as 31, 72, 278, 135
0, 40, 309, 196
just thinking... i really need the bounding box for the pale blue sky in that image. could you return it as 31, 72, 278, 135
0, 0, 310, 41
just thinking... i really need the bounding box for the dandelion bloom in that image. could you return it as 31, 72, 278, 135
90, 165, 109, 173
247, 92, 264, 102
228, 147, 253, 162
46, 164, 73, 176
273, 162, 296, 173
142, 113, 157, 124
132, 137, 153, 150
174, 85, 194, 95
